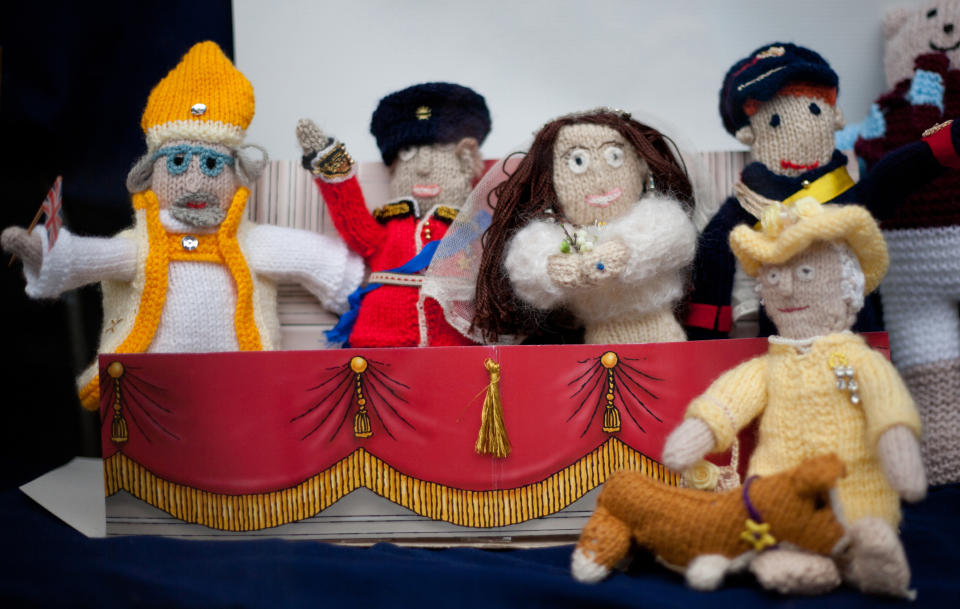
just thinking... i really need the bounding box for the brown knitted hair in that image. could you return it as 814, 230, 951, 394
472, 110, 695, 342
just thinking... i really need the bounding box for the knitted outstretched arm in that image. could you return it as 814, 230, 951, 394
663, 356, 768, 471
858, 119, 960, 218
2, 226, 42, 270
2, 226, 136, 299
245, 224, 365, 314
296, 118, 385, 260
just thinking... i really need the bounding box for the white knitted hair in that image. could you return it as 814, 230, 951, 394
831, 240, 865, 312
751, 239, 866, 312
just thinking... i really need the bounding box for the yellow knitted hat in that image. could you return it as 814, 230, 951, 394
141, 41, 254, 151
729, 199, 889, 294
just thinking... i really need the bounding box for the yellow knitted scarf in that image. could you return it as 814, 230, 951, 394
78, 187, 260, 409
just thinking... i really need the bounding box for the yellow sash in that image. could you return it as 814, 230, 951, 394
781, 165, 855, 206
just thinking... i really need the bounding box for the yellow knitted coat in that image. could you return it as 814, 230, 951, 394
686, 332, 921, 527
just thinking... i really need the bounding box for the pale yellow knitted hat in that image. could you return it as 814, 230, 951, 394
729, 199, 889, 294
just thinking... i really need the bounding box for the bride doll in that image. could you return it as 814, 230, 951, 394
471, 109, 698, 344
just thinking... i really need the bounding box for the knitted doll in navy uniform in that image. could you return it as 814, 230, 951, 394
296, 83, 490, 347
847, 1, 960, 486
687, 42, 960, 344
686, 44, 876, 340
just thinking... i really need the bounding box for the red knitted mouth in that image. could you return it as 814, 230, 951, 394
186, 202, 208, 209
777, 306, 809, 313
780, 159, 820, 171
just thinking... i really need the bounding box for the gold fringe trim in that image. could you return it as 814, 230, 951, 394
104, 438, 676, 531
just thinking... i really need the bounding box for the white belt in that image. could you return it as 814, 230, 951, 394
368, 271, 424, 287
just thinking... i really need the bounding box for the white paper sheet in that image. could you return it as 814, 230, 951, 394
20, 457, 105, 538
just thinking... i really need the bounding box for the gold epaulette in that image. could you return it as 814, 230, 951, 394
433, 206, 459, 224
373, 199, 417, 224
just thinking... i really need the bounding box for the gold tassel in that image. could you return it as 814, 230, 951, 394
354, 408, 372, 438
475, 358, 511, 458
111, 415, 129, 444
107, 361, 128, 444
602, 404, 621, 433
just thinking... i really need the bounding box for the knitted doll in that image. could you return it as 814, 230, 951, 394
470, 109, 697, 345
572, 454, 911, 597
1, 42, 363, 411
296, 83, 490, 347
846, 1, 960, 486
663, 200, 925, 597
688, 43, 883, 340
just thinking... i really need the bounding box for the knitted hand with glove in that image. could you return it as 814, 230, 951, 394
472, 110, 697, 345
663, 200, 925, 597
296, 83, 489, 347
2, 42, 363, 411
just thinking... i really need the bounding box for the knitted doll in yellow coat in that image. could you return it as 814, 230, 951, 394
662, 199, 925, 597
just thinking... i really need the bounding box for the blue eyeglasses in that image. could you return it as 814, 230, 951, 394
153, 144, 236, 178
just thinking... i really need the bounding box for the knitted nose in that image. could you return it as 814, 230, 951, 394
185, 167, 203, 189
945, 23, 955, 34
415, 149, 432, 176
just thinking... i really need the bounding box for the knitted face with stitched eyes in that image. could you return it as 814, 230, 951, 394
758, 240, 863, 339
738, 89, 845, 178
552, 123, 649, 225
150, 139, 238, 227
388, 138, 482, 206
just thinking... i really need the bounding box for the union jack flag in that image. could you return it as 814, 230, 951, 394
41, 176, 64, 249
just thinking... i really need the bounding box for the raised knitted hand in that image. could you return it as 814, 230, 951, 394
295, 118, 328, 157
5, 42, 363, 411
474, 110, 696, 345
1, 226, 43, 269
297, 83, 490, 347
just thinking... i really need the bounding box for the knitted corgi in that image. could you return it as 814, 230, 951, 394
847, 1, 960, 486
471, 109, 697, 345
574, 455, 851, 592
296, 83, 490, 347
1, 42, 363, 411
663, 200, 925, 597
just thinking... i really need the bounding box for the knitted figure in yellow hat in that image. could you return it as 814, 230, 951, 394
2, 41, 363, 410
661, 200, 925, 597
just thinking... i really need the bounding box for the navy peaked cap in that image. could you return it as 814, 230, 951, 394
720, 43, 838, 135
370, 82, 491, 165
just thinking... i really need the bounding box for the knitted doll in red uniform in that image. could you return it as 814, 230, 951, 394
847, 1, 960, 485
296, 83, 490, 347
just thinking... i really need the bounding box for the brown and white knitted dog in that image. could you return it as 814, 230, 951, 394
572, 454, 850, 592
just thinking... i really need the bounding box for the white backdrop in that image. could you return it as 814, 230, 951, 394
234, 0, 914, 162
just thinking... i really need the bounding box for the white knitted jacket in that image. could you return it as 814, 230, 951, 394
504, 194, 696, 324
23, 215, 364, 392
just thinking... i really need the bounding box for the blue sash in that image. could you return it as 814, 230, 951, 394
325, 240, 441, 345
